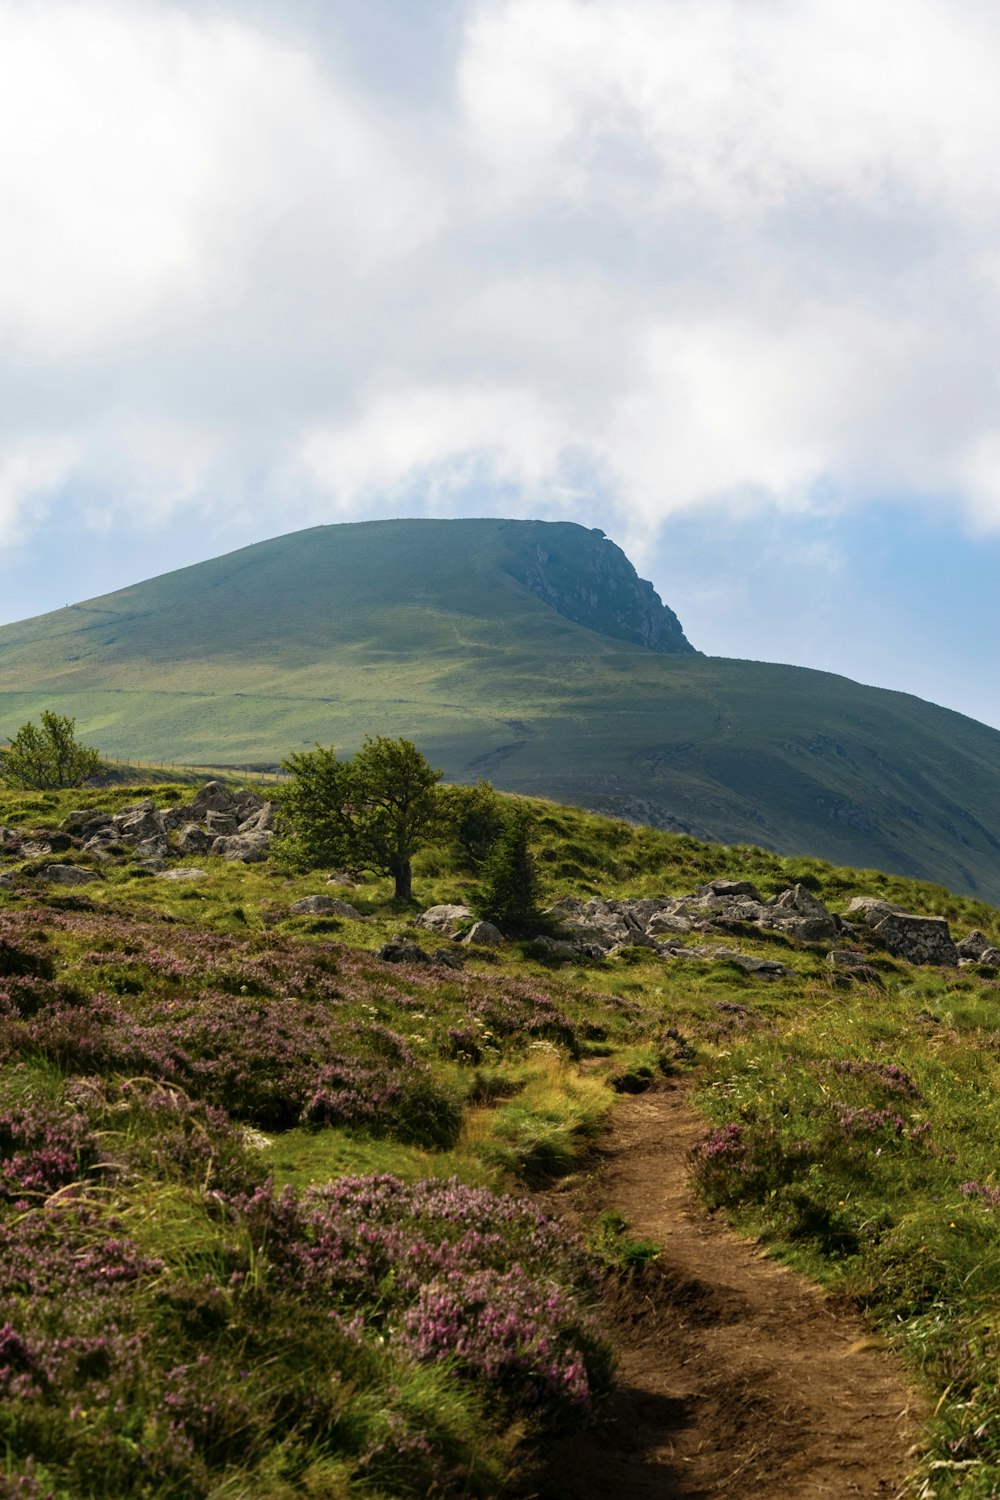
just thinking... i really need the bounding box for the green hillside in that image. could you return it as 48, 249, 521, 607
1, 517, 999, 901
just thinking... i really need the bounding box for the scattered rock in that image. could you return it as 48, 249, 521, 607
957, 930, 993, 960
416, 904, 475, 935
42, 864, 102, 886
0, 873, 13, 890
211, 831, 275, 863
827, 949, 873, 970
157, 868, 209, 881
869, 911, 958, 968
377, 940, 432, 965
697, 879, 764, 902
289, 895, 363, 920
176, 825, 213, 855
462, 920, 505, 948
185, 781, 237, 818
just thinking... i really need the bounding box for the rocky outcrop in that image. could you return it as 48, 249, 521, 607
462, 920, 505, 948
504, 521, 697, 654
845, 898, 959, 967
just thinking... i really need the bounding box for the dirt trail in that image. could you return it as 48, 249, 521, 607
539, 1082, 925, 1499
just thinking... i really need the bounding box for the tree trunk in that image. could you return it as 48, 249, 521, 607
393, 861, 413, 903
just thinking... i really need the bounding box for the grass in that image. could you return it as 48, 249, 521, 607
2, 517, 1000, 900
5, 778, 1000, 1492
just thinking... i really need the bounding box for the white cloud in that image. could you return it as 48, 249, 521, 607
0, 0, 441, 357
0, 436, 79, 545
460, 0, 1000, 219
4, 0, 1000, 570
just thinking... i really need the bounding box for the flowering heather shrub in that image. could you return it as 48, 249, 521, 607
961, 1181, 1000, 1208
399, 1265, 597, 1422
829, 1059, 921, 1097
834, 1105, 907, 1137
0, 1102, 96, 1201
228, 1173, 606, 1425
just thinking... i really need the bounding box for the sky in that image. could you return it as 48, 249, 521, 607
1, 0, 999, 727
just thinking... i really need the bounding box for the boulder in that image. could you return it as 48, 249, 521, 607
176, 824, 213, 855
462, 920, 505, 948
696, 879, 764, 902
826, 948, 873, 970
957, 929, 993, 960
646, 913, 694, 936
416, 904, 475, 935
135, 837, 168, 861
870, 911, 958, 967
115, 807, 167, 843
289, 895, 362, 919
186, 781, 238, 818
157, 868, 209, 881
43, 864, 102, 886
378, 940, 432, 965
844, 897, 902, 927
238, 802, 275, 833
760, 885, 839, 941
205, 810, 239, 836
211, 831, 274, 863
0, 873, 13, 890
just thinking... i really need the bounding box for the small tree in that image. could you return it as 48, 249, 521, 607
1, 712, 102, 789
438, 779, 505, 867
279, 736, 442, 902
474, 808, 543, 935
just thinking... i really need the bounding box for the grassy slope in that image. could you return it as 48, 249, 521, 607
3, 784, 1000, 1492
2, 518, 1000, 900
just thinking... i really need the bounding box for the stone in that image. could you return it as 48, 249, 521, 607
157, 868, 209, 881
433, 949, 465, 970
870, 911, 958, 967
826, 949, 872, 970
205, 810, 239, 836
378, 940, 432, 965
844, 897, 902, 926
957, 930, 993, 960
646, 913, 694, 935
43, 864, 102, 886
135, 837, 168, 861
462, 920, 505, 947
115, 808, 167, 843
211, 831, 275, 863
696, 879, 764, 902
416, 904, 475, 935
238, 802, 275, 833
176, 824, 213, 855
289, 895, 362, 919
186, 781, 238, 817
0, 873, 13, 890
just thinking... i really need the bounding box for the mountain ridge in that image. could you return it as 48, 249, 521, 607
1, 516, 999, 901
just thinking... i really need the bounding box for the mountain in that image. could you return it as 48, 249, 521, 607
1, 516, 1000, 900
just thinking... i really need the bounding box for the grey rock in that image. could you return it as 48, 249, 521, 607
646, 913, 694, 935
205, 810, 239, 836
211, 831, 274, 863
135, 837, 168, 860
433, 949, 465, 970
176, 824, 213, 855
186, 781, 238, 817
0, 873, 13, 890
957, 929, 993, 960
827, 949, 873, 970
844, 897, 902, 926
157, 867, 209, 881
462, 920, 505, 947
417, 904, 475, 935
289, 895, 362, 919
871, 911, 958, 967
696, 879, 764, 902
43, 864, 102, 886
115, 808, 166, 843
378, 940, 432, 965
238, 802, 275, 833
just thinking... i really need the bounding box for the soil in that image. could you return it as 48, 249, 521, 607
535, 1081, 925, 1499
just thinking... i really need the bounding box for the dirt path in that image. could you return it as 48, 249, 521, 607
538, 1082, 925, 1499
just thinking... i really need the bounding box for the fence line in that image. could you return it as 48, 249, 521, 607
100, 757, 288, 786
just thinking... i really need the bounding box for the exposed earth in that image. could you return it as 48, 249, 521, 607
539, 1083, 925, 1498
